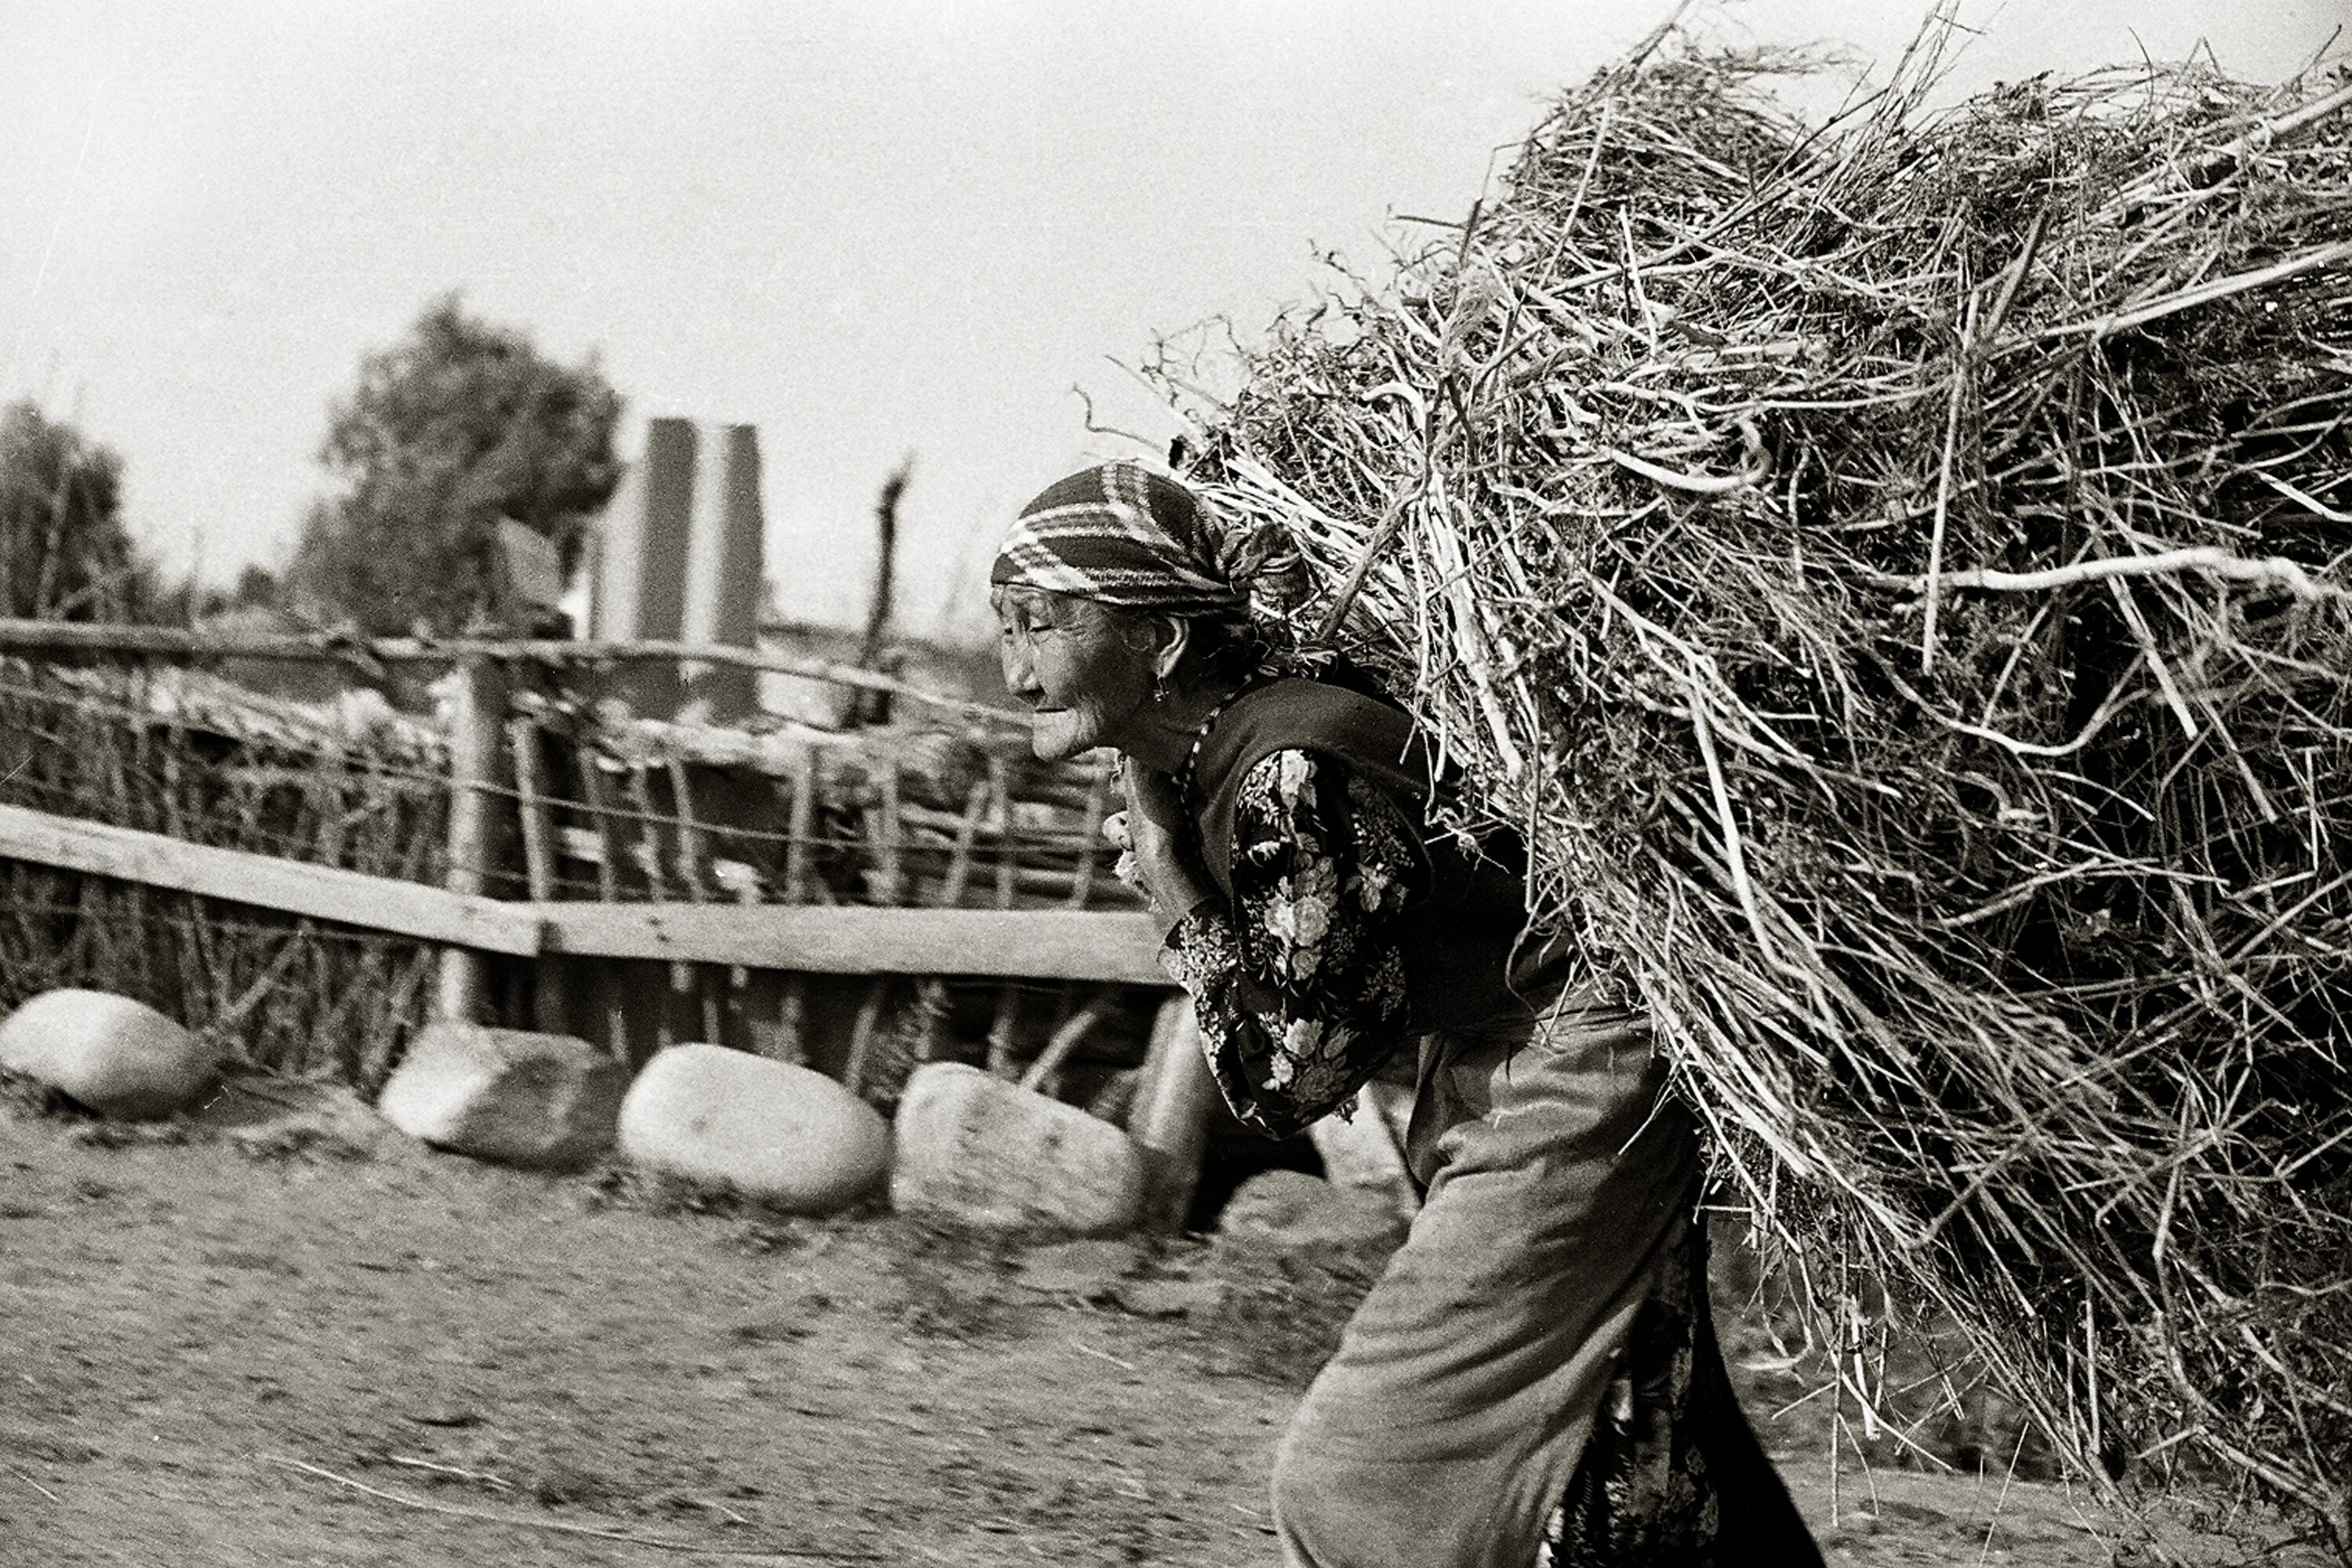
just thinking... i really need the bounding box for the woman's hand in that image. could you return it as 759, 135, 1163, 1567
1119, 759, 1214, 927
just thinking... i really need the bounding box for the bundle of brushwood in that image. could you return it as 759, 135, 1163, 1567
1163, 17, 2352, 1544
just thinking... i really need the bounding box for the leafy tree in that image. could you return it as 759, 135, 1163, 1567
0, 400, 147, 621
292, 294, 622, 634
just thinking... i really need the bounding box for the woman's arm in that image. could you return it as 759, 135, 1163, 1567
1144, 750, 1425, 1140
1118, 763, 1219, 941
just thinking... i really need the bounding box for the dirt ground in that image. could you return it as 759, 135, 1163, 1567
0, 1082, 2332, 1568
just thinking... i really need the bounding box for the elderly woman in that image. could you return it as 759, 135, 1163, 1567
992, 459, 1820, 1568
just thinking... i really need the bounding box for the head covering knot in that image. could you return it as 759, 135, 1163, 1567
991, 458, 1305, 616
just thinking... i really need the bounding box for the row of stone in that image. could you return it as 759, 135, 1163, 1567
0, 989, 1152, 1236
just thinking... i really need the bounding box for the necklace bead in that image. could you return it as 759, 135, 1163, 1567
1173, 674, 1264, 800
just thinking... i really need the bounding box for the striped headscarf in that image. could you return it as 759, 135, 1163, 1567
991, 458, 1301, 616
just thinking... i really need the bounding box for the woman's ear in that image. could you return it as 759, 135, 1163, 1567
1151, 615, 1194, 684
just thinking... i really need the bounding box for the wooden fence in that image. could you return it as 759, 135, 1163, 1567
0, 628, 1170, 1110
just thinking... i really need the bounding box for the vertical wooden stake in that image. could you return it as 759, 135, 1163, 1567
436, 659, 502, 1024
844, 760, 905, 1095
782, 746, 816, 905
842, 981, 890, 1100
982, 754, 1023, 1077
511, 720, 558, 900
663, 757, 712, 898
1131, 991, 1214, 1233
575, 749, 630, 1059
870, 764, 905, 904
577, 751, 624, 902
768, 746, 819, 1065
909, 780, 990, 1066
509, 717, 566, 1035
728, 867, 765, 1038
314, 747, 353, 867
624, 764, 688, 1051
666, 757, 727, 1046
1037, 760, 1115, 1060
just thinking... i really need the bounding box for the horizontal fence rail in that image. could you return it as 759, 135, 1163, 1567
0, 801, 1167, 984
0, 802, 537, 953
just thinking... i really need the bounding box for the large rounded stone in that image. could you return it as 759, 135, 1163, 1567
618, 1044, 888, 1214
1217, 1168, 1408, 1257
378, 1023, 626, 1171
0, 989, 220, 1120
891, 1062, 1143, 1236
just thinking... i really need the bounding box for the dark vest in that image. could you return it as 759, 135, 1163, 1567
1185, 677, 1576, 1033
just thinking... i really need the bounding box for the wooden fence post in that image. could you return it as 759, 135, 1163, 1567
509, 715, 566, 1034
435, 658, 505, 1023
1131, 992, 1214, 1232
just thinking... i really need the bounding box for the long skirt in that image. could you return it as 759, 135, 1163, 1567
1269, 1002, 1822, 1568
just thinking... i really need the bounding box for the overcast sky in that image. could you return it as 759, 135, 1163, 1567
5, 0, 2343, 641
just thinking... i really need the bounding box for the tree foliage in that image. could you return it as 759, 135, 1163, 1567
0, 400, 145, 621
292, 295, 622, 634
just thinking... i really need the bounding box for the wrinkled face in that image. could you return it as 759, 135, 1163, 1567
993, 588, 1153, 762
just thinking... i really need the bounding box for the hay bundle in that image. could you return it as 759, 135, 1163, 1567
1167, 19, 2352, 1541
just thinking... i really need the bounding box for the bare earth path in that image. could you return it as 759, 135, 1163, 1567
0, 1094, 2323, 1566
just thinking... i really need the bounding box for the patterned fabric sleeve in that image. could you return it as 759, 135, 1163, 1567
1159, 749, 1425, 1140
